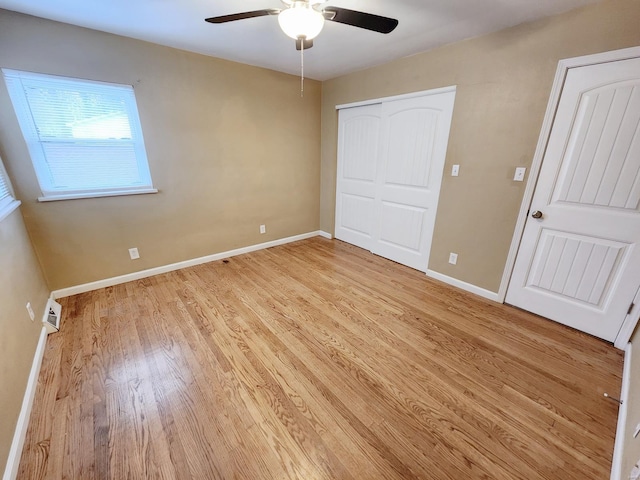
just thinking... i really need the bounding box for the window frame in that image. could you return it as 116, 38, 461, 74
0, 158, 21, 223
2, 69, 157, 202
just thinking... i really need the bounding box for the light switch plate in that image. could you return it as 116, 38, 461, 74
514, 167, 527, 182
26, 302, 35, 321
451, 165, 460, 177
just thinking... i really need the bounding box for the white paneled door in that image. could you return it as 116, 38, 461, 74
507, 57, 640, 342
335, 90, 456, 272
334, 104, 381, 251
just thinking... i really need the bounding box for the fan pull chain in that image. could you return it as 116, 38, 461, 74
300, 40, 304, 97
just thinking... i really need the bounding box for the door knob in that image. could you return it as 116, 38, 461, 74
531, 210, 543, 219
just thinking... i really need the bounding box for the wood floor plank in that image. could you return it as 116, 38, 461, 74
229, 254, 554, 479
281, 241, 620, 431
18, 237, 623, 479
174, 276, 354, 480
133, 294, 233, 480
228, 251, 589, 475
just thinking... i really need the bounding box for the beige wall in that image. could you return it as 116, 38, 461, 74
0, 10, 321, 290
0, 207, 49, 473
321, 0, 640, 292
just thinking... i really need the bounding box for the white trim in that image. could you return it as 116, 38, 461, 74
318, 230, 333, 239
0, 156, 20, 222
38, 188, 158, 202
2, 68, 144, 90
3, 69, 154, 201
559, 46, 640, 69
3, 326, 48, 480
497, 55, 568, 303
0, 199, 21, 223
500, 47, 640, 308
426, 269, 500, 302
53, 231, 327, 298
615, 287, 640, 350
336, 85, 457, 110
610, 342, 632, 480
616, 313, 640, 350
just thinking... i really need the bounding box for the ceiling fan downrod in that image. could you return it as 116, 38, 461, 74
300, 36, 304, 97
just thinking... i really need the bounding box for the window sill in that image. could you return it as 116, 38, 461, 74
0, 199, 21, 223
38, 188, 158, 202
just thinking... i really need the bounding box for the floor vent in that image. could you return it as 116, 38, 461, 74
44, 298, 62, 334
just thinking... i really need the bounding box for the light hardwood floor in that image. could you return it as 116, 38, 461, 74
18, 237, 623, 479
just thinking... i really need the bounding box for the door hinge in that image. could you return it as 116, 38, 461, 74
628, 302, 635, 315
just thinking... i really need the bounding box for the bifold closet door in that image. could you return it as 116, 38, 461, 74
335, 90, 456, 272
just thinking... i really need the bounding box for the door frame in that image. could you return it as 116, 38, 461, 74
500, 46, 640, 350
335, 85, 457, 111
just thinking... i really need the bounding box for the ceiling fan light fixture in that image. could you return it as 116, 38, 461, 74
278, 2, 325, 40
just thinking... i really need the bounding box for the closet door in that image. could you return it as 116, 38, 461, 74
335, 89, 456, 272
372, 92, 455, 271
335, 103, 382, 251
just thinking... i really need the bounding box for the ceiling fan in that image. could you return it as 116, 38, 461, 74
205, 0, 399, 51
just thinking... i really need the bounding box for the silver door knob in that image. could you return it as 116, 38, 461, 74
531, 210, 543, 219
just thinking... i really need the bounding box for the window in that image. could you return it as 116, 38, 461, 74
2, 70, 156, 201
0, 158, 20, 222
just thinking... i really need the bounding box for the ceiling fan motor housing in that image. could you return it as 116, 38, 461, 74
278, 1, 325, 40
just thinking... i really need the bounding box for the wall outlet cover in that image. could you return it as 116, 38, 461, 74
449, 253, 458, 265
451, 165, 460, 177
128, 247, 140, 260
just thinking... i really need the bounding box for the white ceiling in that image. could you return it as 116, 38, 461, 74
0, 0, 601, 80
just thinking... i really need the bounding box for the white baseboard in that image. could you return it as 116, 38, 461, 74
610, 342, 633, 480
318, 230, 333, 239
53, 230, 327, 299
425, 269, 501, 302
3, 327, 48, 480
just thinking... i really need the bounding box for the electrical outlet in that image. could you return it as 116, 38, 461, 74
26, 302, 35, 321
128, 247, 140, 260
451, 165, 460, 177
514, 167, 527, 182
260, 224, 266, 234
449, 253, 458, 265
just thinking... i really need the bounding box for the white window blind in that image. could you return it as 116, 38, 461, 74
2, 69, 156, 201
0, 159, 20, 222
0, 170, 10, 204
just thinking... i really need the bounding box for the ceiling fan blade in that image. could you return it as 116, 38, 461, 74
205, 9, 280, 24
323, 7, 398, 34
